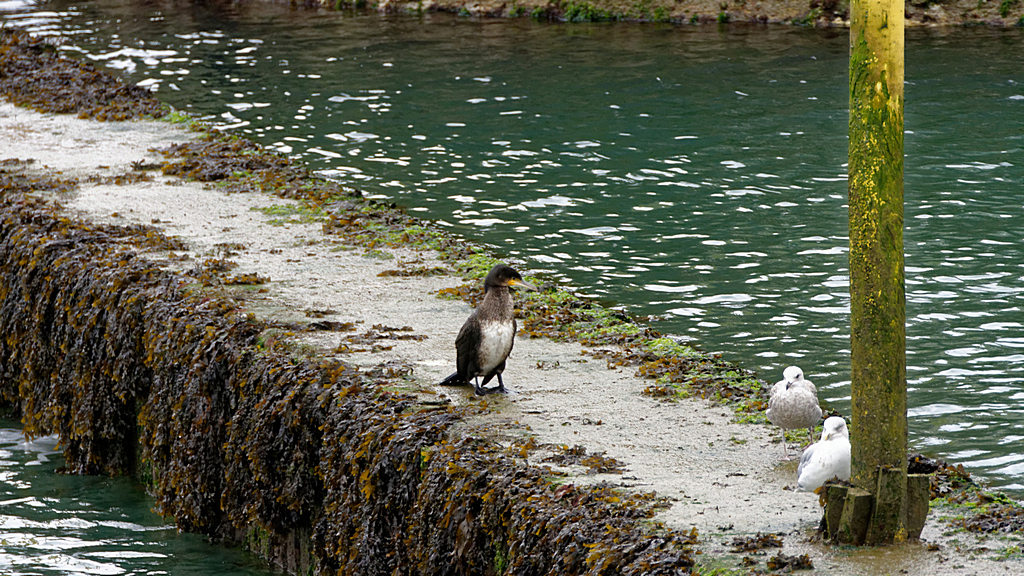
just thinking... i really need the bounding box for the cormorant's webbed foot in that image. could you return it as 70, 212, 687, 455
472, 374, 507, 396
473, 382, 507, 396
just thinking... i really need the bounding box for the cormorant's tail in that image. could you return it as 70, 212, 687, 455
439, 372, 465, 386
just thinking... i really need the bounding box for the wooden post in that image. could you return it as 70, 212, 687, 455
840, 0, 924, 546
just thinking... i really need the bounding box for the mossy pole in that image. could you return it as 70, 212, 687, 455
845, 0, 910, 545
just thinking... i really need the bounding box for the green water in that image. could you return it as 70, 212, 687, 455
0, 420, 275, 575
2, 0, 1023, 523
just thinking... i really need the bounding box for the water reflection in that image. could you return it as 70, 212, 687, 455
2, 2, 1023, 492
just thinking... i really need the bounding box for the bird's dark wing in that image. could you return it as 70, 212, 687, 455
455, 313, 482, 379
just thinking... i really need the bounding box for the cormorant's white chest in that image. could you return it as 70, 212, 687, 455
476, 320, 515, 374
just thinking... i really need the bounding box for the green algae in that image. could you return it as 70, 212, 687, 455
252, 203, 329, 226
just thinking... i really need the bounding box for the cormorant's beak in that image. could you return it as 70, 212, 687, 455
508, 278, 538, 292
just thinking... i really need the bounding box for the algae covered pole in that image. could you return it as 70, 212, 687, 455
848, 0, 907, 532
826, 0, 928, 545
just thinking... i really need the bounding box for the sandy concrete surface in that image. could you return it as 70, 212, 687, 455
2, 100, 1020, 574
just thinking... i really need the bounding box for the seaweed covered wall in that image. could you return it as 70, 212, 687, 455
0, 31, 166, 120
0, 168, 695, 575
0, 27, 700, 575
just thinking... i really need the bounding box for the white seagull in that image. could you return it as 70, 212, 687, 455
797, 416, 852, 492
766, 366, 822, 458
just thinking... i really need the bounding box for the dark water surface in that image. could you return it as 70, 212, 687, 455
3, 0, 1023, 496
0, 420, 276, 575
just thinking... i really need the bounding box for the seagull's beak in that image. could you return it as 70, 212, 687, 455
508, 278, 538, 292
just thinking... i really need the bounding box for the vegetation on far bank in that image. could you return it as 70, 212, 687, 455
330, 0, 1024, 28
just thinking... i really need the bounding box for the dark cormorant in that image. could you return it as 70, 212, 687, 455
439, 264, 538, 395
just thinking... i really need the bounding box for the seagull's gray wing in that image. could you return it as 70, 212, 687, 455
797, 442, 817, 479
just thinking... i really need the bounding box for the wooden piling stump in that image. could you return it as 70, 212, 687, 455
823, 467, 931, 546
867, 467, 908, 544
834, 487, 873, 545
905, 474, 930, 540
824, 484, 848, 539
